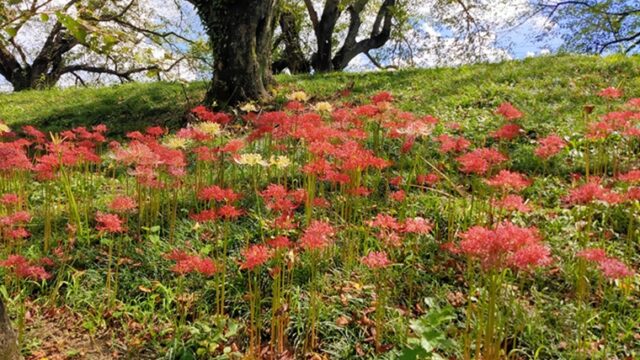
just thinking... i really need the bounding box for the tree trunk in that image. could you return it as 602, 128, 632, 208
8, 68, 62, 92
273, 11, 311, 74
0, 298, 19, 360
310, 0, 341, 73
191, 0, 278, 106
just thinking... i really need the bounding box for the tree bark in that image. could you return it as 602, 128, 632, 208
272, 11, 311, 74
0, 298, 19, 360
189, 0, 278, 106
306, 0, 395, 73
310, 0, 342, 73
0, 23, 77, 91
332, 0, 395, 71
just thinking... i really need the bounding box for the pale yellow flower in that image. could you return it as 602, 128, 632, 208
397, 121, 434, 137
240, 103, 258, 113
313, 102, 333, 113
0, 122, 10, 134
286, 91, 309, 102
269, 155, 291, 169
236, 153, 267, 166
194, 122, 221, 137
163, 136, 191, 149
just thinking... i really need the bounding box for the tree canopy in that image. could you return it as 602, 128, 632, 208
535, 0, 640, 54
0, 0, 201, 91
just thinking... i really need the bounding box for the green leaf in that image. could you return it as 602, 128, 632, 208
55, 11, 87, 43
5, 27, 17, 38
40, 13, 50, 22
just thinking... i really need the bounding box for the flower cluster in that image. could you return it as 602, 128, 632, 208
165, 250, 217, 277
577, 248, 633, 280
0, 255, 51, 280
456, 221, 552, 271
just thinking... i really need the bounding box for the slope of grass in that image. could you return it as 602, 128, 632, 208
1, 54, 639, 136
0, 81, 207, 136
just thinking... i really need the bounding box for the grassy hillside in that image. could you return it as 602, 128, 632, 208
1, 54, 639, 136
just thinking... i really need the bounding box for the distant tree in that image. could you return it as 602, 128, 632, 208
535, 1, 640, 54
272, 0, 399, 73
272, 0, 526, 74
0, 0, 197, 91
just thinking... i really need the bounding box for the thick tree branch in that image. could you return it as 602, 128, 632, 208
60, 64, 160, 80
332, 0, 395, 70
599, 31, 640, 53
304, 0, 319, 32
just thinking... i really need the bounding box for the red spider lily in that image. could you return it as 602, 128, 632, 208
576, 248, 607, 262
598, 258, 634, 279
485, 170, 531, 192
300, 220, 335, 251
372, 91, 393, 104
625, 98, 640, 109
354, 104, 380, 117
0, 141, 33, 172
348, 186, 372, 197
273, 214, 298, 230
401, 136, 415, 153
312, 197, 330, 208
6, 228, 30, 240
598, 87, 623, 99
389, 176, 403, 187
456, 221, 552, 271
456, 148, 507, 175
403, 217, 433, 234
492, 194, 532, 213
217, 205, 244, 220
95, 212, 125, 233
190, 209, 217, 223
361, 251, 391, 269
176, 127, 211, 142
0, 255, 51, 280
618, 169, 640, 183
627, 187, 640, 200
166, 250, 217, 277
564, 180, 622, 205
416, 173, 440, 186
495, 102, 523, 121
199, 185, 241, 203
261, 184, 305, 215
240, 244, 272, 270
191, 106, 231, 125
22, 125, 47, 144
285, 101, 305, 111
447, 122, 463, 131
192, 146, 218, 163
436, 134, 471, 154
577, 248, 634, 280
368, 214, 402, 231
109, 196, 137, 213
268, 236, 292, 249
625, 126, 640, 138
323, 170, 350, 185
535, 134, 566, 159
302, 158, 332, 177
165, 249, 190, 262
509, 243, 553, 271
492, 123, 522, 140
389, 190, 406, 202
145, 126, 166, 137
0, 193, 20, 205
0, 211, 31, 227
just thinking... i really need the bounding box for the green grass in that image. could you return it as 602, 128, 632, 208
1, 54, 639, 136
